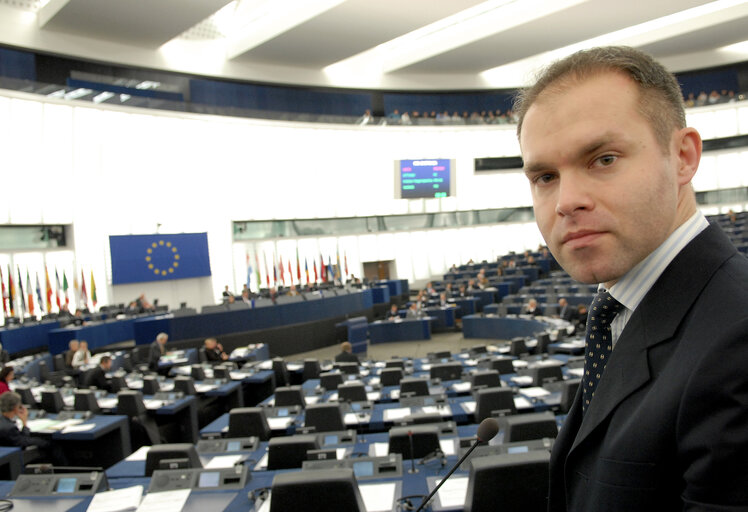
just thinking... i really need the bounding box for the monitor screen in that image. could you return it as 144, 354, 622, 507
277, 408, 289, 417
352, 461, 374, 478
198, 471, 220, 488
395, 159, 454, 199
56, 478, 77, 493
324, 435, 338, 446
507, 445, 529, 454
226, 441, 241, 452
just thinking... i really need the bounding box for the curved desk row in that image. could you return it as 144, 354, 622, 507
462, 315, 551, 340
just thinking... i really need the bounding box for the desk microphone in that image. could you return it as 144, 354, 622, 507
407, 430, 417, 474
414, 417, 499, 512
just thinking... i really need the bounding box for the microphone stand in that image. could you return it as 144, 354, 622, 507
414, 439, 484, 512
407, 430, 417, 474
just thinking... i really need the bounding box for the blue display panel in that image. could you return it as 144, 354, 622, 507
398, 159, 452, 199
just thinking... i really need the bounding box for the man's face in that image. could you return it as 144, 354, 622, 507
520, 72, 692, 286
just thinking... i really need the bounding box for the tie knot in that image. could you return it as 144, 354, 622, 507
590, 291, 623, 320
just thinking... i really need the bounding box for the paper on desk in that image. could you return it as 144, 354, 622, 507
420, 364, 432, 371
26, 418, 59, 432
389, 389, 400, 400
521, 386, 550, 398
514, 397, 533, 409
305, 395, 320, 405
344, 413, 360, 425
452, 382, 471, 393
287, 363, 303, 371
49, 418, 84, 431
136, 488, 190, 512
512, 360, 528, 369
383, 407, 411, 422
567, 368, 584, 378
257, 360, 273, 370
204, 454, 244, 469
62, 423, 96, 433
369, 442, 389, 457
359, 481, 397, 512
86, 485, 143, 512
254, 453, 268, 470
439, 438, 457, 456
143, 400, 165, 410
229, 371, 248, 380
460, 401, 476, 414
194, 384, 216, 393
267, 417, 293, 430
435, 476, 468, 508
369, 377, 381, 386
511, 376, 533, 386
98, 398, 118, 409
366, 392, 381, 401
126, 446, 151, 461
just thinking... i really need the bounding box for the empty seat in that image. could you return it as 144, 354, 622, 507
15, 386, 38, 408
302, 359, 321, 381
337, 382, 367, 403
40, 390, 66, 413
191, 365, 206, 381
304, 403, 345, 433
558, 378, 581, 414
274, 386, 306, 407
333, 362, 359, 376
481, 356, 516, 375
141, 376, 160, 395
320, 372, 344, 391
475, 387, 516, 422
213, 365, 230, 379
470, 370, 501, 390
272, 358, 290, 388
380, 368, 404, 387
117, 390, 161, 447
74, 389, 101, 414
173, 375, 197, 395
399, 377, 429, 398
384, 359, 405, 369
534, 333, 552, 355
430, 362, 463, 381
109, 374, 128, 393
228, 407, 271, 440
528, 364, 563, 386
509, 338, 529, 357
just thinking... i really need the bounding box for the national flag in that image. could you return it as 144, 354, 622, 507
7, 265, 15, 317
254, 253, 261, 293
63, 271, 69, 306
45, 266, 53, 312
279, 255, 285, 286
26, 270, 34, 316
263, 252, 270, 288
328, 256, 334, 283
313, 260, 318, 283
336, 251, 342, 282
320, 255, 326, 283
304, 258, 310, 285
344, 252, 349, 278
17, 267, 26, 316
90, 271, 97, 308
0, 266, 8, 318
245, 252, 252, 291
287, 260, 293, 285
73, 272, 79, 309
80, 270, 88, 309
54, 268, 62, 309
296, 248, 301, 282
35, 273, 43, 314
272, 256, 277, 287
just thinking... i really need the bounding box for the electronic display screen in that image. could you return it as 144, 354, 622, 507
352, 461, 374, 478
55, 478, 77, 493
397, 159, 452, 199
277, 408, 288, 417
198, 471, 221, 488
351, 403, 362, 412
324, 435, 338, 446
507, 445, 529, 454
226, 441, 241, 451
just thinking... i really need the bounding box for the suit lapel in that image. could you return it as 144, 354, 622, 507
569, 224, 736, 454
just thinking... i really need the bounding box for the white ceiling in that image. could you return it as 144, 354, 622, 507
1, 0, 747, 90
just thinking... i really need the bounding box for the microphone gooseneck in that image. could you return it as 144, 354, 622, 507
414, 418, 499, 512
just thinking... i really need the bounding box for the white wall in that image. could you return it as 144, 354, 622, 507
1, 91, 747, 314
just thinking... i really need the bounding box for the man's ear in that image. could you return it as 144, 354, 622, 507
674, 127, 701, 186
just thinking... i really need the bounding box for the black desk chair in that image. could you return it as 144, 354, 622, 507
191, 365, 206, 381
302, 359, 321, 381
52, 354, 66, 372
384, 359, 405, 369
269, 468, 365, 512
272, 358, 290, 388
558, 378, 581, 414
213, 365, 230, 379
470, 370, 501, 390
40, 390, 66, 413
534, 333, 552, 355
399, 377, 429, 398
109, 374, 128, 393
319, 372, 343, 391
117, 390, 161, 447
274, 386, 306, 407
198, 347, 208, 364
74, 389, 101, 414
141, 376, 160, 395
228, 407, 271, 440
474, 387, 516, 422
380, 367, 403, 387
480, 356, 515, 375
528, 365, 563, 386
337, 381, 367, 403
509, 338, 529, 357
15, 386, 38, 408
333, 362, 359, 376
304, 403, 345, 433
173, 376, 196, 395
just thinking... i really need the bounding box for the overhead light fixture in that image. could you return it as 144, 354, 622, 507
93, 91, 115, 104
64, 88, 92, 100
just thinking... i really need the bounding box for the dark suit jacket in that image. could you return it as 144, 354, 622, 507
147, 341, 163, 371
83, 366, 110, 392
205, 348, 225, 362
549, 224, 748, 511
334, 351, 359, 364
0, 415, 36, 448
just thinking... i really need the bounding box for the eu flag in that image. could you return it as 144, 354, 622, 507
110, 233, 211, 285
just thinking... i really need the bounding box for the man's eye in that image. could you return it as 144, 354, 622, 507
597, 155, 617, 166
533, 173, 556, 184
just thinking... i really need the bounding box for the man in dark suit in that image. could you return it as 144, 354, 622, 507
517, 46, 748, 510
148, 332, 168, 372
82, 355, 112, 392
204, 337, 228, 362
0, 392, 67, 465
557, 298, 575, 322
334, 342, 359, 364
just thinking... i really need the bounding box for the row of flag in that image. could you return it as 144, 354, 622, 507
245, 249, 349, 292
0, 265, 97, 319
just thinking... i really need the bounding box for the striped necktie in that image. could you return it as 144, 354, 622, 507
582, 291, 624, 414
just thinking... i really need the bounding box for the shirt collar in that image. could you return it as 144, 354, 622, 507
603, 210, 709, 312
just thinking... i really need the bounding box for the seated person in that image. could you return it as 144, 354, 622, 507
0, 392, 67, 465
574, 304, 588, 333
148, 332, 168, 372
64, 339, 79, 368
334, 342, 359, 364
71, 340, 91, 368
222, 285, 233, 298
456, 284, 470, 298
58, 303, 74, 318
204, 337, 228, 362
82, 355, 112, 393
438, 292, 451, 308
558, 298, 576, 322
386, 304, 400, 320
443, 283, 454, 298
0, 367, 13, 396
240, 289, 252, 304
406, 302, 422, 319
522, 298, 544, 317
